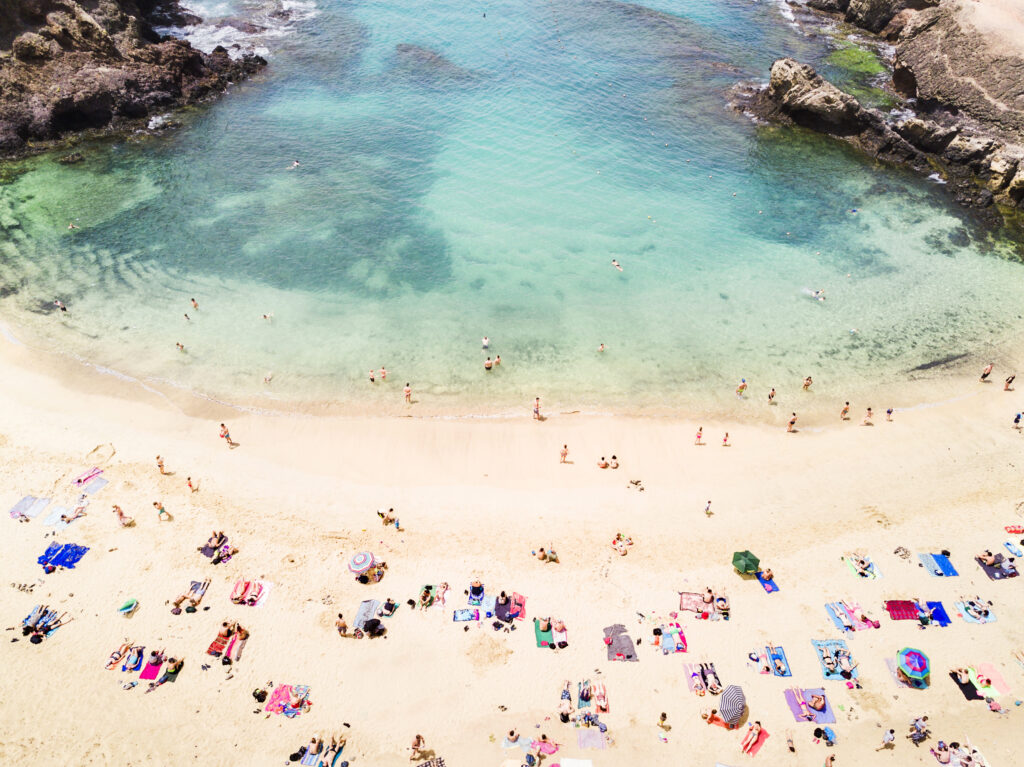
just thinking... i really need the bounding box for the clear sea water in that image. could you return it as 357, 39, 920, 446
2, 0, 1023, 416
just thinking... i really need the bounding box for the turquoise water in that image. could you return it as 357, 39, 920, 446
2, 0, 1024, 414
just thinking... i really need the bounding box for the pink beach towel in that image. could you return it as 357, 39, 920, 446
265, 684, 293, 714
844, 602, 879, 630
679, 592, 706, 613
139, 660, 163, 681
512, 592, 527, 621
977, 663, 1011, 695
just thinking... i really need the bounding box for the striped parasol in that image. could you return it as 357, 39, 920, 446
348, 551, 375, 574
719, 684, 746, 726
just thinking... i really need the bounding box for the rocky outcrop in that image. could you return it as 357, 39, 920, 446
0, 1, 266, 157
743, 0, 1024, 226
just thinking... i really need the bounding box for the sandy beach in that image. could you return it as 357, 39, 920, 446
1, 331, 1023, 767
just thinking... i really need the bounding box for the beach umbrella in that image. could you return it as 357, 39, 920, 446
348, 551, 375, 574
897, 647, 930, 681
719, 684, 746, 726
732, 550, 760, 573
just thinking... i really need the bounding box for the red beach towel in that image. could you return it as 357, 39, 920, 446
885, 600, 919, 621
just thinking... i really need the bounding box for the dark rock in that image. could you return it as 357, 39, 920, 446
807, 0, 850, 13
217, 19, 267, 35
942, 134, 995, 167
12, 31, 57, 61
57, 151, 84, 163
894, 117, 958, 152
845, 0, 905, 33
766, 58, 864, 135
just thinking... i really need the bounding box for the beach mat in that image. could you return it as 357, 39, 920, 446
578, 680, 591, 708
355, 599, 379, 630
51, 543, 88, 569
602, 624, 636, 662
300, 747, 321, 766
511, 592, 527, 621
84, 477, 108, 495
26, 497, 51, 519
824, 603, 852, 633
265, 684, 292, 714
679, 591, 706, 613
534, 619, 553, 648
784, 688, 836, 723
949, 671, 982, 701
955, 601, 997, 624
481, 594, 497, 616
755, 571, 779, 593
9, 495, 37, 519
1006, 541, 1024, 557
811, 639, 857, 681
452, 608, 478, 622
976, 554, 1018, 580
577, 729, 606, 749
885, 600, 920, 621
42, 506, 66, 526
844, 554, 880, 578
974, 663, 1011, 696
924, 601, 951, 627
919, 553, 958, 577
746, 728, 770, 756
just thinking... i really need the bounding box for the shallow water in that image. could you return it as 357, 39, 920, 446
1, 0, 1023, 415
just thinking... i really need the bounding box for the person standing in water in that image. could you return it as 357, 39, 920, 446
768, 387, 775, 404
598, 343, 606, 353
840, 402, 850, 421
494, 355, 501, 366
191, 298, 198, 310
482, 336, 489, 350
980, 362, 993, 382
404, 383, 412, 404
787, 413, 797, 432
533, 397, 541, 420
484, 357, 493, 371
54, 299, 68, 313
736, 379, 747, 397
380, 367, 387, 381
802, 376, 813, 391
369, 369, 375, 383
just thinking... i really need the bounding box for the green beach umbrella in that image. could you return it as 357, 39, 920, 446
897, 647, 930, 682
732, 550, 760, 573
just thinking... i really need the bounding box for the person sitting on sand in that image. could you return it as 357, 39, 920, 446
762, 568, 774, 582
741, 721, 762, 753
533, 547, 559, 563
147, 656, 184, 691
978, 550, 998, 566
714, 594, 730, 617
112, 505, 134, 527
952, 667, 971, 685
1000, 557, 1017, 575
381, 598, 397, 616
419, 586, 435, 610
435, 582, 449, 605
377, 507, 398, 528
537, 617, 551, 632
497, 591, 510, 606
409, 734, 426, 761
597, 456, 609, 469
612, 534, 632, 556
931, 742, 952, 764
469, 580, 484, 600
700, 708, 718, 724
609, 455, 619, 469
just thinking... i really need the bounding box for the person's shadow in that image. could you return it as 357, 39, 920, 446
228, 442, 240, 449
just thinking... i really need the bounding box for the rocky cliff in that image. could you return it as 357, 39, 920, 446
744, 0, 1024, 224
0, 1, 265, 157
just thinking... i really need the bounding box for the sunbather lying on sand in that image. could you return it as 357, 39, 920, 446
768, 646, 786, 675
533, 547, 559, 562
851, 556, 871, 576
978, 550, 998, 566
146, 657, 184, 692
319, 734, 346, 767
611, 533, 633, 555
201, 531, 227, 551
690, 671, 706, 696
819, 646, 838, 672
792, 687, 825, 719
60, 508, 87, 524
377, 508, 399, 529
836, 648, 858, 677
700, 663, 722, 694
964, 597, 992, 620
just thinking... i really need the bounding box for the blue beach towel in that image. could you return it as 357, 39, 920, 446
300, 748, 321, 766
824, 604, 852, 633
923, 601, 951, 627
453, 608, 478, 622
9, 495, 37, 518
767, 645, 791, 677
811, 639, 858, 680
481, 594, 497, 616
49, 543, 89, 569
38, 541, 62, 566
122, 646, 145, 672
955, 601, 997, 624
1005, 541, 1024, 557
919, 553, 958, 577
354, 600, 379, 631
755, 571, 779, 593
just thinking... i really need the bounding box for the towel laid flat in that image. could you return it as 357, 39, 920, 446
577, 729, 606, 749
783, 688, 836, 723
949, 671, 981, 701
355, 600, 380, 630
755, 571, 780, 593
811, 639, 857, 681
603, 624, 636, 662
139, 659, 163, 681
26, 497, 51, 519
9, 495, 37, 518
511, 592, 527, 621
885, 600, 920, 621
452, 608, 478, 622
976, 554, 1018, 580
955, 601, 997, 624
767, 646, 791, 677
264, 684, 292, 714
534, 619, 553, 647
974, 663, 1011, 695
921, 601, 951, 627
679, 592, 706, 613
919, 553, 958, 577
844, 554, 880, 578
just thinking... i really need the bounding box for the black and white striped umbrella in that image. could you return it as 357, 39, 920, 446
720, 684, 746, 726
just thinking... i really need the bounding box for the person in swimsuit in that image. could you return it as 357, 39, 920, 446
597, 456, 609, 469
1005, 374, 1015, 391
484, 357, 493, 370
533, 397, 540, 420
788, 413, 797, 432
736, 379, 747, 397
609, 455, 619, 469
219, 423, 235, 446
803, 376, 813, 390
404, 383, 412, 403
980, 362, 993, 382
112, 505, 133, 526
768, 387, 775, 404
560, 445, 568, 463
153, 501, 170, 520
335, 613, 348, 635
369, 369, 375, 383
695, 427, 703, 445
611, 259, 622, 271
819, 645, 838, 673
741, 721, 762, 753
841, 402, 850, 420
862, 407, 873, 425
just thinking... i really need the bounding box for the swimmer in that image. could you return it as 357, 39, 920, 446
191, 298, 198, 309
288, 160, 300, 170
380, 367, 387, 381
736, 379, 747, 397
611, 259, 622, 272
802, 376, 812, 391
494, 355, 501, 366
812, 289, 825, 302
184, 313, 190, 321
261, 313, 274, 322
53, 299, 68, 313
484, 357, 493, 371
482, 336, 489, 349
598, 343, 606, 352
175, 342, 185, 352
263, 372, 273, 384
768, 387, 775, 404
369, 370, 375, 383
68, 222, 79, 230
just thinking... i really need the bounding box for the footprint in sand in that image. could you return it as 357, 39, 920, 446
862, 505, 891, 529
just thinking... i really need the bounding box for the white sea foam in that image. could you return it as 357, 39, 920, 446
156, 0, 318, 58
927, 173, 947, 185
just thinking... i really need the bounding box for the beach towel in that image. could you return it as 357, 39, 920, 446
679, 591, 710, 615
919, 553, 959, 577
511, 592, 527, 621
921, 601, 951, 627
949, 671, 982, 701
42, 506, 66, 526
784, 688, 836, 723
452, 608, 478, 622
974, 663, 1011, 695
207, 634, 229, 657
844, 554, 880, 578
592, 681, 609, 713
53, 508, 83, 531
976, 554, 1018, 580
577, 730, 606, 749
885, 657, 927, 689
38, 541, 62, 567
845, 601, 879, 630
811, 639, 857, 681
300, 746, 321, 766
355, 599, 380, 631
139, 659, 163, 681
755, 571, 779, 593
602, 624, 636, 662
84, 477, 108, 495
9, 495, 37, 519
501, 735, 532, 754
767, 646, 791, 677
1006, 541, 1024, 557
73, 467, 102, 486
551, 628, 568, 648
27, 497, 51, 519
656, 623, 686, 654
534, 619, 553, 648
578, 680, 592, 708
481, 594, 497, 616
265, 684, 292, 714
745, 728, 770, 756
824, 603, 853, 633
955, 601, 997, 624
47, 543, 89, 570
885, 600, 920, 621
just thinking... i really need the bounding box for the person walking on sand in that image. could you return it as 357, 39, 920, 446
404, 383, 412, 404
1005, 374, 1015, 391
803, 376, 813, 391
980, 362, 993, 382
695, 427, 703, 445
768, 387, 775, 404
862, 407, 873, 425
369, 369, 375, 383
886, 407, 893, 422
787, 413, 797, 432
840, 402, 850, 421
722, 432, 729, 446
560, 444, 569, 463
219, 423, 235, 447
186, 476, 197, 493
1015, 413, 1022, 430
156, 455, 166, 475
533, 397, 541, 420
876, 729, 896, 751
704, 500, 712, 517
153, 501, 170, 521
736, 379, 747, 397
